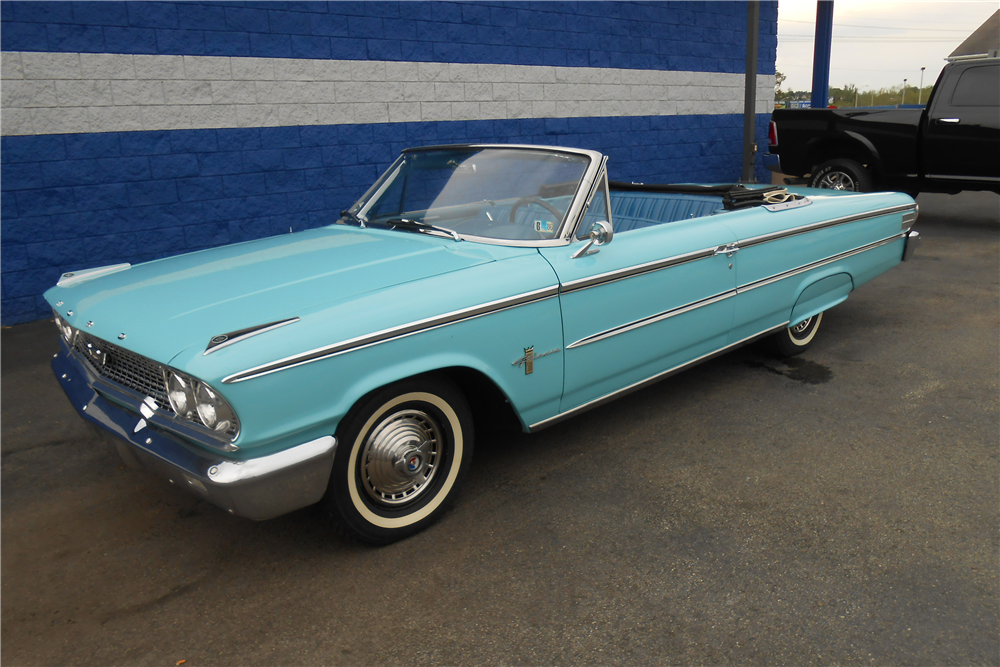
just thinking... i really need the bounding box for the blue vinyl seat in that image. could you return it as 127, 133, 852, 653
609, 193, 724, 233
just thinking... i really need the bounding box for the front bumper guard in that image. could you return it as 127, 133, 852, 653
53, 344, 335, 520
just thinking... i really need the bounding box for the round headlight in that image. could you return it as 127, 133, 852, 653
195, 382, 235, 433
53, 313, 75, 345
165, 372, 196, 419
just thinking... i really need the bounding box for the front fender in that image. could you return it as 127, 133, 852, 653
194, 253, 564, 458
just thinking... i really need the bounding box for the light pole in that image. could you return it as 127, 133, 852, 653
901, 78, 907, 105
918, 67, 926, 104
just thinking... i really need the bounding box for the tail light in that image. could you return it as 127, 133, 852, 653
768, 121, 778, 147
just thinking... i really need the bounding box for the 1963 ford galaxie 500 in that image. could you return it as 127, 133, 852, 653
46, 144, 920, 543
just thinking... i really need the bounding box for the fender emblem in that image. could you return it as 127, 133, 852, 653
512, 347, 560, 375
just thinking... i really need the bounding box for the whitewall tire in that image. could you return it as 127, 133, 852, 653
769, 312, 824, 357
325, 377, 474, 544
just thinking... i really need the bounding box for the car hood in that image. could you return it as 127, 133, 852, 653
45, 226, 503, 363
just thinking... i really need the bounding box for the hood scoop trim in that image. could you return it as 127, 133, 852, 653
58, 264, 131, 287
204, 317, 301, 355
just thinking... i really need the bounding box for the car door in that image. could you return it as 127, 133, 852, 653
922, 61, 1000, 182
538, 175, 739, 418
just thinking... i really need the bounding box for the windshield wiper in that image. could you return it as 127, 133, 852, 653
385, 218, 461, 241
340, 209, 367, 227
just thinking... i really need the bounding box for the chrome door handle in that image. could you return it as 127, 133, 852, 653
714, 243, 739, 258
936, 117, 961, 124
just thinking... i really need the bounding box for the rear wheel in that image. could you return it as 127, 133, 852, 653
324, 377, 474, 545
810, 159, 873, 192
768, 312, 824, 357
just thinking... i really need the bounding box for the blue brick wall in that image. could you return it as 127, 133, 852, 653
1, 114, 771, 324
2, 1, 779, 325
1, 1, 777, 75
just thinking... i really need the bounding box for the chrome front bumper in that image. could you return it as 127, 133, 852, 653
52, 343, 336, 520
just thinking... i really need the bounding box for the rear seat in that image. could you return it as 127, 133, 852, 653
610, 192, 724, 233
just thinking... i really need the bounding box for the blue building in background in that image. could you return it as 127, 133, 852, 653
1, 1, 777, 325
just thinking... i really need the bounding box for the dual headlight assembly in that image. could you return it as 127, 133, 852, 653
55, 311, 239, 443
163, 370, 238, 437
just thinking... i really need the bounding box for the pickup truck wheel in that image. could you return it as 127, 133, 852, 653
325, 377, 474, 545
768, 312, 824, 357
810, 159, 872, 192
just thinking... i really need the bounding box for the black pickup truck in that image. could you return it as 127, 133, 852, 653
765, 56, 1000, 195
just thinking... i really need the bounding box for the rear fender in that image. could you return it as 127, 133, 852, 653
806, 132, 880, 176
789, 273, 854, 327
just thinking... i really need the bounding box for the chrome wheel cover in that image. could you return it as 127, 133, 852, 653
790, 316, 814, 338
360, 409, 442, 507
816, 171, 857, 191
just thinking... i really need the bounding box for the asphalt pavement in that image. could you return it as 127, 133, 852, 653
2, 190, 998, 666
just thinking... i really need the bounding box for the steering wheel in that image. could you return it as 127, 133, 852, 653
509, 196, 563, 225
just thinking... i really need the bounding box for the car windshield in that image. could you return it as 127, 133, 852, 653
346, 147, 591, 242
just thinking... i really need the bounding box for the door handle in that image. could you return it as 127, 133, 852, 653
935, 117, 961, 124
715, 243, 739, 258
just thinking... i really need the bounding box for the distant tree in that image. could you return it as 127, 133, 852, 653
775, 70, 786, 94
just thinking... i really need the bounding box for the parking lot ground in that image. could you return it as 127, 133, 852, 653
2, 191, 998, 666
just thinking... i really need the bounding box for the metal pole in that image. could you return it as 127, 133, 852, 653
901, 78, 907, 105
810, 1, 834, 109
741, 1, 760, 183
918, 67, 925, 104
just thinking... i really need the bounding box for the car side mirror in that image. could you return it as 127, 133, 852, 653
571, 220, 614, 259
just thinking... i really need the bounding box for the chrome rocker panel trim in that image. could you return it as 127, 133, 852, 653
925, 174, 1000, 183
530, 323, 789, 432
224, 285, 560, 384
53, 344, 336, 521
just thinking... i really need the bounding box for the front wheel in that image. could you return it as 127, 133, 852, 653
768, 312, 824, 357
810, 159, 873, 192
324, 377, 474, 545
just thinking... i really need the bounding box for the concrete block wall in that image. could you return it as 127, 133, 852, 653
1, 1, 778, 325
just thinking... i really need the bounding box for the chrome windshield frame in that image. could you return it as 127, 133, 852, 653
345, 144, 605, 248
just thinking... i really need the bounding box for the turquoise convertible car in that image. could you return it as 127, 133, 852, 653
47, 145, 920, 543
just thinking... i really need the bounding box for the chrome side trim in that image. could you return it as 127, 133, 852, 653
925, 174, 1000, 182
223, 286, 560, 384
530, 323, 789, 432
739, 203, 915, 249
560, 246, 717, 294
204, 317, 301, 355
566, 289, 737, 349
207, 436, 336, 484
738, 231, 907, 293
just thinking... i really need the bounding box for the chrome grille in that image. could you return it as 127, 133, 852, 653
74, 332, 172, 414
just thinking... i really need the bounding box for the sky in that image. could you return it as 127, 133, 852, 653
776, 1, 999, 93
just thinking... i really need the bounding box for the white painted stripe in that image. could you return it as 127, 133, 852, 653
0, 52, 776, 136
